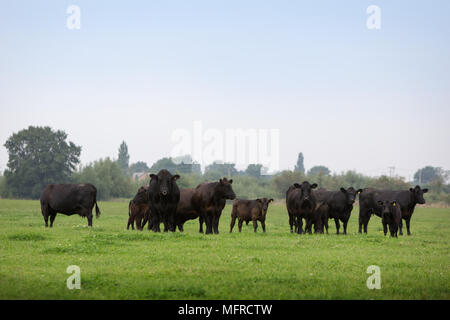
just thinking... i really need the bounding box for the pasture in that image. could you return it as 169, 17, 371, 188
0, 199, 448, 300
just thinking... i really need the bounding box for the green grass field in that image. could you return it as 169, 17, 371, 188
0, 199, 449, 300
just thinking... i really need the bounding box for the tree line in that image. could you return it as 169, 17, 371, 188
1, 126, 449, 205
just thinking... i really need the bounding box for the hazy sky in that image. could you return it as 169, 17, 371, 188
1, 1, 449, 180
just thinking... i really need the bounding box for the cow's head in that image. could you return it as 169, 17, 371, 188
216, 178, 236, 200
256, 198, 274, 217
293, 181, 317, 209
377, 199, 398, 218
409, 185, 428, 205
340, 187, 363, 206
135, 186, 149, 202
149, 169, 180, 197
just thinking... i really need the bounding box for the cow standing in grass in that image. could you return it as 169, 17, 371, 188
377, 199, 402, 237
40, 184, 101, 227
147, 169, 180, 232
127, 186, 150, 231
174, 188, 205, 232
191, 178, 236, 234
286, 181, 318, 234
315, 187, 362, 235
359, 185, 428, 235
230, 198, 273, 233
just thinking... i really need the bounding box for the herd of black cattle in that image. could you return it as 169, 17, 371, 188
39, 169, 429, 237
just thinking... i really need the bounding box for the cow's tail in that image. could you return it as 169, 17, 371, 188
95, 201, 101, 218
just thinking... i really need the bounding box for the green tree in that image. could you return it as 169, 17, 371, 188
294, 152, 305, 173
204, 161, 238, 177
413, 166, 447, 185
150, 157, 177, 173
308, 165, 331, 176
245, 164, 263, 178
117, 141, 130, 174
73, 158, 133, 200
271, 170, 306, 198
129, 161, 149, 173
3, 126, 81, 199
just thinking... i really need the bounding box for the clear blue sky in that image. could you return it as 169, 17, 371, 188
1, 1, 449, 179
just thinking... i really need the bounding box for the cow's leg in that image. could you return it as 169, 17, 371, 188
230, 215, 237, 233
43, 214, 49, 227
49, 213, 57, 228
168, 207, 177, 232
238, 219, 243, 232
324, 218, 329, 234
252, 219, 258, 233
334, 218, 340, 235
405, 217, 412, 236
205, 212, 213, 234
305, 218, 313, 234
389, 224, 395, 237
342, 219, 349, 235
296, 217, 303, 234
142, 212, 149, 229
289, 213, 294, 233
213, 210, 221, 234
127, 215, 133, 230
41, 203, 49, 227
362, 213, 371, 234
383, 221, 388, 236
359, 209, 369, 234
399, 219, 403, 236
261, 220, 266, 233
87, 211, 93, 227
162, 215, 169, 232
151, 212, 161, 232
136, 215, 143, 231
199, 216, 204, 233
178, 223, 184, 232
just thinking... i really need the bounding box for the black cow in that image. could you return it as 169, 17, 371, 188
315, 187, 363, 235
359, 185, 428, 235
127, 186, 150, 231
230, 198, 273, 233
147, 169, 180, 232
40, 184, 101, 227
191, 178, 236, 234
285, 181, 318, 234
378, 199, 401, 237
174, 188, 205, 232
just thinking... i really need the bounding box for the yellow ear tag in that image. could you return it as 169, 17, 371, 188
393, 203, 396, 206
357, 192, 360, 195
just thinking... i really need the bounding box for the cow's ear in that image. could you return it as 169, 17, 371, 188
229, 179, 233, 184
219, 179, 223, 184
357, 189, 363, 195
149, 174, 157, 180
409, 188, 414, 192
422, 188, 428, 193
293, 183, 301, 188
377, 200, 383, 206
172, 174, 180, 181
340, 187, 346, 193
269, 198, 274, 203
311, 183, 318, 189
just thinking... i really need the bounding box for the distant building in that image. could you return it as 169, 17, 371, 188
132, 172, 149, 181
